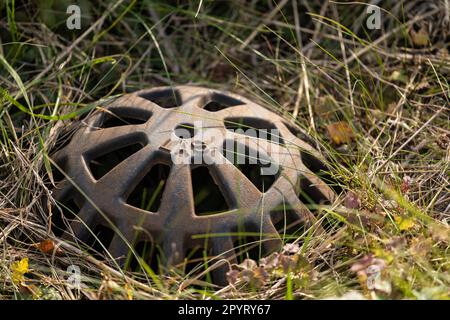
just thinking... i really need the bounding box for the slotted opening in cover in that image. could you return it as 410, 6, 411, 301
50, 158, 67, 184
183, 246, 211, 276
222, 141, 278, 192
300, 150, 342, 194
225, 117, 284, 145
127, 241, 161, 274
282, 120, 316, 147
99, 109, 152, 128
296, 175, 330, 211
191, 166, 230, 215
202, 92, 243, 112
232, 222, 263, 263
126, 163, 171, 212
295, 174, 342, 232
86, 225, 115, 257
52, 198, 80, 237
270, 204, 307, 243
89, 143, 144, 180
138, 88, 182, 108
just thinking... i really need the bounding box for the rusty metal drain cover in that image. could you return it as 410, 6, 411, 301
50, 85, 336, 285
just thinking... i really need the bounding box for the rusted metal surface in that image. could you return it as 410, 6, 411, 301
50, 85, 336, 284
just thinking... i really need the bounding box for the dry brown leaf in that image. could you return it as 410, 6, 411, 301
400, 175, 413, 194
238, 258, 257, 271
226, 269, 240, 285
344, 191, 361, 209
35, 239, 63, 255
351, 255, 385, 272
436, 134, 450, 150
259, 252, 279, 271
282, 243, 300, 255
251, 266, 269, 288
410, 26, 430, 46
326, 122, 354, 145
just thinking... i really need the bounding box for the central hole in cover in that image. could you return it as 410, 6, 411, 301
174, 123, 195, 139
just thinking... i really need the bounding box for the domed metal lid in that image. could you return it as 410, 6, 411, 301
50, 86, 336, 284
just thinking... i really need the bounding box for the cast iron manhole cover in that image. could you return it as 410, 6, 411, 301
50, 85, 336, 284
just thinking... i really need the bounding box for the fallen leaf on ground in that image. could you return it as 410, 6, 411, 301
251, 266, 269, 288
259, 252, 280, 271
238, 258, 257, 271
344, 191, 361, 209
400, 176, 413, 194
394, 216, 416, 231
350, 254, 386, 274
11, 257, 29, 284
20, 283, 42, 299
410, 25, 430, 46
389, 70, 408, 84
279, 254, 309, 273
227, 265, 269, 288
34, 239, 63, 255
282, 243, 300, 255
226, 269, 240, 285
326, 122, 354, 145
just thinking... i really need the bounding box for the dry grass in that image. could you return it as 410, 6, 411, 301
0, 0, 449, 299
